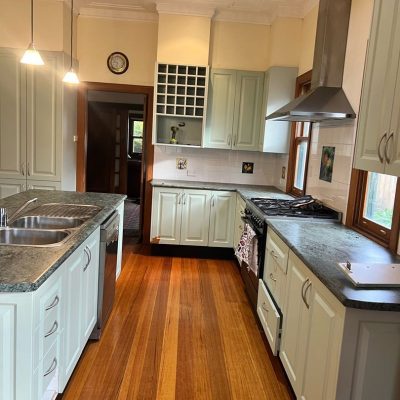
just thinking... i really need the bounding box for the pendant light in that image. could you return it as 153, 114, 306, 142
21, 0, 44, 65
63, 0, 79, 84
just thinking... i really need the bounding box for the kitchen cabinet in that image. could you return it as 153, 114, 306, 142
152, 63, 209, 147
0, 48, 77, 199
62, 228, 100, 390
150, 187, 235, 247
208, 191, 236, 247
204, 69, 264, 151
354, 0, 400, 176
259, 67, 298, 153
233, 194, 246, 250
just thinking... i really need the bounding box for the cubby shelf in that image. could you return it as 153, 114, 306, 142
153, 63, 209, 147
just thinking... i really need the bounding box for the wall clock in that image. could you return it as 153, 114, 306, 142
107, 52, 129, 74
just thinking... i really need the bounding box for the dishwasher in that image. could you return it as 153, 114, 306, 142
90, 211, 120, 340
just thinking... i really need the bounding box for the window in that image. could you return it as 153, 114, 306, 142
287, 71, 313, 196
347, 170, 400, 250
128, 116, 143, 158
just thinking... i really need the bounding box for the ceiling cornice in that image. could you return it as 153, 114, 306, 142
79, 5, 158, 21
213, 10, 273, 26
156, 2, 215, 18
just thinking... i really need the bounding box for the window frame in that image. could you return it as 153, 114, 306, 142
286, 70, 313, 197
346, 169, 400, 251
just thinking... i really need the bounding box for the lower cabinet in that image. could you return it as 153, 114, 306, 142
150, 187, 235, 248
0, 178, 60, 199
0, 227, 100, 400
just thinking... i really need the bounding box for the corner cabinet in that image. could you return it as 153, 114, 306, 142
152, 63, 209, 147
0, 48, 77, 198
150, 187, 235, 248
354, 0, 400, 176
260, 67, 298, 153
204, 69, 264, 151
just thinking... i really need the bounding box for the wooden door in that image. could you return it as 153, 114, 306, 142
233, 71, 264, 151
86, 102, 117, 193
180, 189, 211, 246
204, 70, 236, 149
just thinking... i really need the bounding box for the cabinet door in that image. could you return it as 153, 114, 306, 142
150, 187, 182, 244
0, 178, 26, 199
180, 189, 211, 246
233, 71, 264, 151
208, 191, 235, 248
0, 49, 26, 180
279, 253, 311, 396
301, 281, 344, 400
204, 70, 236, 149
27, 179, 61, 191
354, 0, 400, 173
62, 250, 83, 387
81, 230, 100, 343
26, 51, 62, 181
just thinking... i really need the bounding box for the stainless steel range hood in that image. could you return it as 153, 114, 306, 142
266, 0, 356, 123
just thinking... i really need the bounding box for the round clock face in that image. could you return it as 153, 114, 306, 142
107, 52, 129, 75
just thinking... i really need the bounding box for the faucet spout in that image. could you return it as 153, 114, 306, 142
7, 198, 38, 225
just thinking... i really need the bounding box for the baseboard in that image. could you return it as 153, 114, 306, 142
150, 244, 234, 259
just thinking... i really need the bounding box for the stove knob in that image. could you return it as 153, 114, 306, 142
245, 208, 251, 215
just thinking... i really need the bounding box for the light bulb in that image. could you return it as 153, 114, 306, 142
20, 43, 44, 65
63, 69, 80, 84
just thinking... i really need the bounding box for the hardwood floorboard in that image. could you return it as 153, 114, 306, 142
61, 244, 295, 400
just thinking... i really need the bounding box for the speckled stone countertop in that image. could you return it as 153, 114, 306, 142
0, 190, 125, 293
150, 179, 293, 200
266, 219, 400, 311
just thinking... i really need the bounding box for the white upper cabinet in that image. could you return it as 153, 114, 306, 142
205, 69, 264, 151
260, 67, 298, 153
354, 0, 400, 176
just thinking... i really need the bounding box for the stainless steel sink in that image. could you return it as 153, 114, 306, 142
10, 216, 85, 230
0, 228, 71, 246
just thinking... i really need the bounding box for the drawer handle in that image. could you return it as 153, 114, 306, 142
45, 295, 59, 311
301, 278, 310, 306
83, 246, 91, 271
262, 302, 269, 313
303, 281, 312, 309
270, 250, 278, 260
269, 273, 277, 282
43, 357, 57, 377
44, 321, 59, 338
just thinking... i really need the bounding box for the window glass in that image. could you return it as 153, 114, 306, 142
133, 121, 143, 137
363, 172, 397, 229
294, 140, 308, 190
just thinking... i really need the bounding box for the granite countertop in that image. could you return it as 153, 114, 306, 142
266, 219, 400, 311
0, 190, 125, 293
150, 179, 293, 201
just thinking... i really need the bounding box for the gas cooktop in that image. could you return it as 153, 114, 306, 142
248, 195, 341, 221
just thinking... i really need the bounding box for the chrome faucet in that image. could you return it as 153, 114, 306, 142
5, 198, 38, 226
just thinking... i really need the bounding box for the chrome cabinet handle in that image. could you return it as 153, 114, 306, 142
270, 249, 278, 260
269, 273, 277, 282
301, 278, 309, 305
233, 135, 237, 147
27, 162, 31, 176
211, 196, 215, 207
262, 302, 269, 313
385, 132, 394, 164
43, 358, 57, 377
83, 246, 91, 271
44, 321, 59, 338
183, 193, 186, 205
378, 133, 387, 163
45, 295, 59, 311
21, 163, 25, 176
303, 281, 312, 309
177, 193, 181, 205
227, 135, 231, 146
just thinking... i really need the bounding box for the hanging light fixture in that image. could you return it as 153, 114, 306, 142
21, 0, 44, 65
63, 0, 79, 84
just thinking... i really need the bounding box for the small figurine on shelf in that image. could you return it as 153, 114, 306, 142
170, 125, 179, 144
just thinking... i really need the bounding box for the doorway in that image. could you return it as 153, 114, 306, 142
76, 83, 154, 243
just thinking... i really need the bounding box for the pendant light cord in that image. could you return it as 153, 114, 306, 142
70, 0, 73, 69
31, 0, 34, 44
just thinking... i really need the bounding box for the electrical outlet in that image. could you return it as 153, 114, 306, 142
176, 158, 187, 170
281, 166, 286, 179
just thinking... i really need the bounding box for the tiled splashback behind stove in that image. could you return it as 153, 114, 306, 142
153, 146, 279, 185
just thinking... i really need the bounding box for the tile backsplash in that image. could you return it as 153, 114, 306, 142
153, 146, 278, 186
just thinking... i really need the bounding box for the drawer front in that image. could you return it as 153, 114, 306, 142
266, 229, 289, 273
257, 280, 281, 356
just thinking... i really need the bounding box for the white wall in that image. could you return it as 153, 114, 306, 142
153, 146, 278, 186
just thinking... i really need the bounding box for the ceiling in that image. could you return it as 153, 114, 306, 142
76, 0, 319, 25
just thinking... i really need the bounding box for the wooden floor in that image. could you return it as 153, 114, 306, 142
60, 241, 294, 400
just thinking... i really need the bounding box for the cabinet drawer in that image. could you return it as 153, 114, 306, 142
265, 228, 289, 273
257, 280, 281, 356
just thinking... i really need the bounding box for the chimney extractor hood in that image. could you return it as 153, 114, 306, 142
266, 0, 356, 123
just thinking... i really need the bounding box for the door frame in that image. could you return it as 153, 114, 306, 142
76, 81, 154, 243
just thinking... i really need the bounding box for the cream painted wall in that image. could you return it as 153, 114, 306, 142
298, 5, 318, 75
209, 21, 270, 71
157, 14, 210, 65
269, 17, 303, 68
77, 17, 158, 86
0, 0, 64, 51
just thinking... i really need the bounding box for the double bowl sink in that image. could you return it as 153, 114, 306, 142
0, 204, 100, 247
